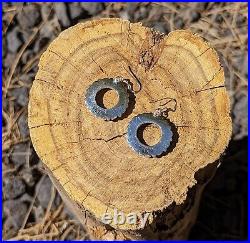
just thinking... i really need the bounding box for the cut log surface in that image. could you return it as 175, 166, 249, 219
28, 18, 232, 232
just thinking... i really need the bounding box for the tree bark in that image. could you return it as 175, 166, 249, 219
28, 18, 232, 240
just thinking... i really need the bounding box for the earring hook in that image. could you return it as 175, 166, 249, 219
153, 98, 177, 117
113, 74, 141, 94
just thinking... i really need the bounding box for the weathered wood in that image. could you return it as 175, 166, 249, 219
28, 18, 232, 239
46, 162, 219, 240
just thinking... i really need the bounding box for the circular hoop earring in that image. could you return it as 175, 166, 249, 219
85, 78, 130, 121
127, 113, 173, 157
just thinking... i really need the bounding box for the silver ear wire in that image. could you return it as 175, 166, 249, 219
153, 98, 177, 117
114, 74, 141, 94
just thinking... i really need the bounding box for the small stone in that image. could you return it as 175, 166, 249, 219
54, 3, 71, 27
119, 10, 129, 20
4, 200, 28, 229
29, 150, 41, 167
195, 2, 207, 12
236, 14, 247, 27
10, 143, 27, 167
21, 49, 33, 64
215, 14, 223, 24
63, 204, 76, 219
19, 193, 33, 202
2, 37, 7, 58
152, 23, 166, 34
16, 4, 41, 29
34, 205, 45, 221
37, 176, 52, 208
69, 3, 83, 19
21, 169, 35, 187
10, 87, 28, 107
138, 6, 149, 20
39, 23, 55, 39
191, 11, 201, 22
243, 54, 248, 77
174, 17, 185, 29
80, 2, 104, 15
127, 3, 138, 20
18, 113, 30, 138
3, 177, 26, 200
34, 36, 50, 53
20, 72, 36, 85
41, 4, 51, 21
6, 27, 22, 53
54, 192, 62, 208
18, 28, 32, 43
233, 92, 248, 139
2, 98, 8, 111
3, 53, 15, 69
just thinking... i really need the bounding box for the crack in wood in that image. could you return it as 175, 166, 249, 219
29, 120, 82, 129
91, 57, 107, 75
48, 49, 82, 72
195, 84, 225, 93
196, 47, 212, 58
82, 132, 127, 143
199, 66, 223, 90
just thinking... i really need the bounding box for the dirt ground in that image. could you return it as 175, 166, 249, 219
2, 2, 248, 240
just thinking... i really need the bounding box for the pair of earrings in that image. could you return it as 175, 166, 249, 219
85, 77, 173, 157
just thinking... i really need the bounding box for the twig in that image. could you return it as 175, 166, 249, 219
19, 174, 46, 232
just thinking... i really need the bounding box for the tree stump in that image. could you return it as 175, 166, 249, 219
28, 18, 232, 240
